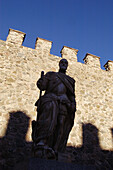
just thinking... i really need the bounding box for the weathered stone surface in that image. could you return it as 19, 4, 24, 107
61, 46, 78, 63
104, 60, 113, 71
0, 28, 113, 169
83, 53, 100, 68
35, 37, 52, 54
6, 28, 26, 46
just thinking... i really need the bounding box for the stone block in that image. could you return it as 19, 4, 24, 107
35, 37, 52, 54
83, 53, 100, 68
6, 28, 26, 46
61, 46, 78, 62
104, 60, 113, 71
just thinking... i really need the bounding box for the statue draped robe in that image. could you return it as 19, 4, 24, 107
32, 71, 76, 152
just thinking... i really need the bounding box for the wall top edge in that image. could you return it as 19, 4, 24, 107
83, 53, 100, 61
106, 60, 113, 63
60, 46, 79, 53
104, 60, 113, 67
9, 28, 26, 35
36, 37, 53, 43
1, 28, 113, 71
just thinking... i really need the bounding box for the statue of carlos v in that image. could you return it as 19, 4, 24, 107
32, 58, 76, 159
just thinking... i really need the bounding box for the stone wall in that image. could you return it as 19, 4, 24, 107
0, 29, 113, 154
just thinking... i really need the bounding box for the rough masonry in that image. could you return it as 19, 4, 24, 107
0, 28, 113, 153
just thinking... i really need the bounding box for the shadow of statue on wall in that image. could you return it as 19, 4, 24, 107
66, 123, 113, 169
0, 112, 112, 169
111, 128, 113, 142
82, 123, 100, 156
0, 111, 32, 169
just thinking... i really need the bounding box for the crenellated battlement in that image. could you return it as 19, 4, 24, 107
104, 60, 113, 71
2, 28, 113, 70
61, 46, 78, 62
6, 28, 26, 46
83, 53, 101, 68
35, 37, 52, 53
0, 28, 113, 162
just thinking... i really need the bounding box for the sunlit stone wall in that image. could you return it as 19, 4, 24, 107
0, 29, 113, 151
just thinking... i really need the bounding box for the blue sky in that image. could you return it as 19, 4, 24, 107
0, 0, 113, 69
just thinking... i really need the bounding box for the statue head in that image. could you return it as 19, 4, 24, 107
59, 59, 68, 73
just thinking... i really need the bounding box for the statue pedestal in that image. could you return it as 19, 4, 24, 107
28, 158, 96, 170
13, 157, 96, 170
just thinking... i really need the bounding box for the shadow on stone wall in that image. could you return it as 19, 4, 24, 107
0, 111, 32, 169
111, 128, 113, 140
66, 123, 113, 169
0, 114, 112, 169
